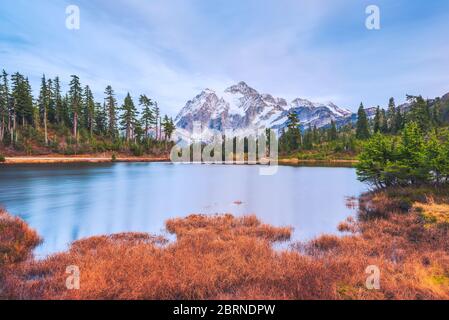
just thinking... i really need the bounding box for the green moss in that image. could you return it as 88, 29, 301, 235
430, 274, 449, 286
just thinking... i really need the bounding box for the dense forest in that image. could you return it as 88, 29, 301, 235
278, 94, 449, 158
0, 70, 176, 159
278, 93, 449, 188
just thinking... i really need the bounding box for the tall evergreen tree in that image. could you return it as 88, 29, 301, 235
11, 73, 33, 127
153, 102, 160, 140
68, 75, 82, 143
83, 85, 95, 137
0, 70, 9, 142
38, 75, 49, 145
386, 97, 397, 133
302, 128, 313, 150
395, 108, 404, 132
161, 115, 176, 141
328, 120, 337, 141
104, 85, 118, 139
53, 76, 63, 125
397, 122, 429, 184
279, 111, 302, 152
373, 106, 381, 133
139, 95, 155, 139
46, 78, 55, 123
380, 109, 388, 133
356, 103, 370, 140
94, 102, 108, 135
119, 93, 139, 142
407, 95, 432, 133
432, 98, 442, 128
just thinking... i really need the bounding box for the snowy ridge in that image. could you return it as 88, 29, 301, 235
175, 81, 353, 138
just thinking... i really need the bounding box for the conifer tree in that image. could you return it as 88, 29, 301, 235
407, 95, 431, 133
380, 109, 388, 133
104, 85, 118, 139
53, 77, 63, 125
395, 108, 404, 132
11, 73, 33, 127
0, 70, 9, 142
302, 128, 313, 150
373, 106, 381, 133
356, 103, 370, 140
153, 102, 160, 140
161, 115, 176, 141
139, 95, 155, 139
68, 75, 82, 143
386, 97, 397, 133
119, 93, 139, 142
94, 102, 108, 135
83, 85, 95, 137
397, 122, 429, 184
46, 78, 55, 123
328, 120, 337, 141
432, 98, 442, 128
38, 75, 49, 145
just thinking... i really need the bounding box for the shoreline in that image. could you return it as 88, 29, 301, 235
1, 155, 358, 166
1, 155, 170, 164
278, 158, 358, 167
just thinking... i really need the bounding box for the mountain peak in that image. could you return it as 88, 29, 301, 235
291, 98, 316, 108
175, 81, 355, 136
225, 81, 258, 96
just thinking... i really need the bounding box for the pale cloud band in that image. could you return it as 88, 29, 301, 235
0, 0, 448, 116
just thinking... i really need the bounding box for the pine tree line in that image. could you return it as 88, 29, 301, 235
278, 94, 448, 159
0, 70, 176, 156
356, 96, 449, 188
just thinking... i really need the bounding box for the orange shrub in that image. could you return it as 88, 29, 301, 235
2, 186, 449, 300
0, 208, 41, 266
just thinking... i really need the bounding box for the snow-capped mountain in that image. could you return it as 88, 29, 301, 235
175, 81, 352, 137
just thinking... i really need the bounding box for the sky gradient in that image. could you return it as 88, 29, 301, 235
1, 0, 448, 115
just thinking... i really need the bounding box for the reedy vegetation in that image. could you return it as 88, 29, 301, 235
1, 185, 449, 300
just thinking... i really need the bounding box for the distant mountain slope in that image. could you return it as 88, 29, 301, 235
174, 82, 449, 139
175, 81, 352, 136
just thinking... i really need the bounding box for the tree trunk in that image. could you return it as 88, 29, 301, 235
73, 111, 78, 144
0, 116, 4, 142
44, 108, 48, 145
159, 117, 162, 141
8, 114, 12, 144
13, 113, 17, 144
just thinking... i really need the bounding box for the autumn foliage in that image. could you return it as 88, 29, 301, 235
1, 187, 449, 300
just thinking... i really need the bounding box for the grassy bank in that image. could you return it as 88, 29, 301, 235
0, 154, 170, 164
278, 158, 358, 167
1, 186, 448, 300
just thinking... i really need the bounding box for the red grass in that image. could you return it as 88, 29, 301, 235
1, 187, 449, 300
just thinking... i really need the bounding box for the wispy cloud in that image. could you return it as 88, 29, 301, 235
0, 0, 448, 115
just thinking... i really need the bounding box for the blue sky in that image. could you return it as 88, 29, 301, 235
1, 0, 448, 115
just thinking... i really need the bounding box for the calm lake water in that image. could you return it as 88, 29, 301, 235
0, 163, 366, 257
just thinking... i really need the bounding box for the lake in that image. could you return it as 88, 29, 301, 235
0, 163, 367, 257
